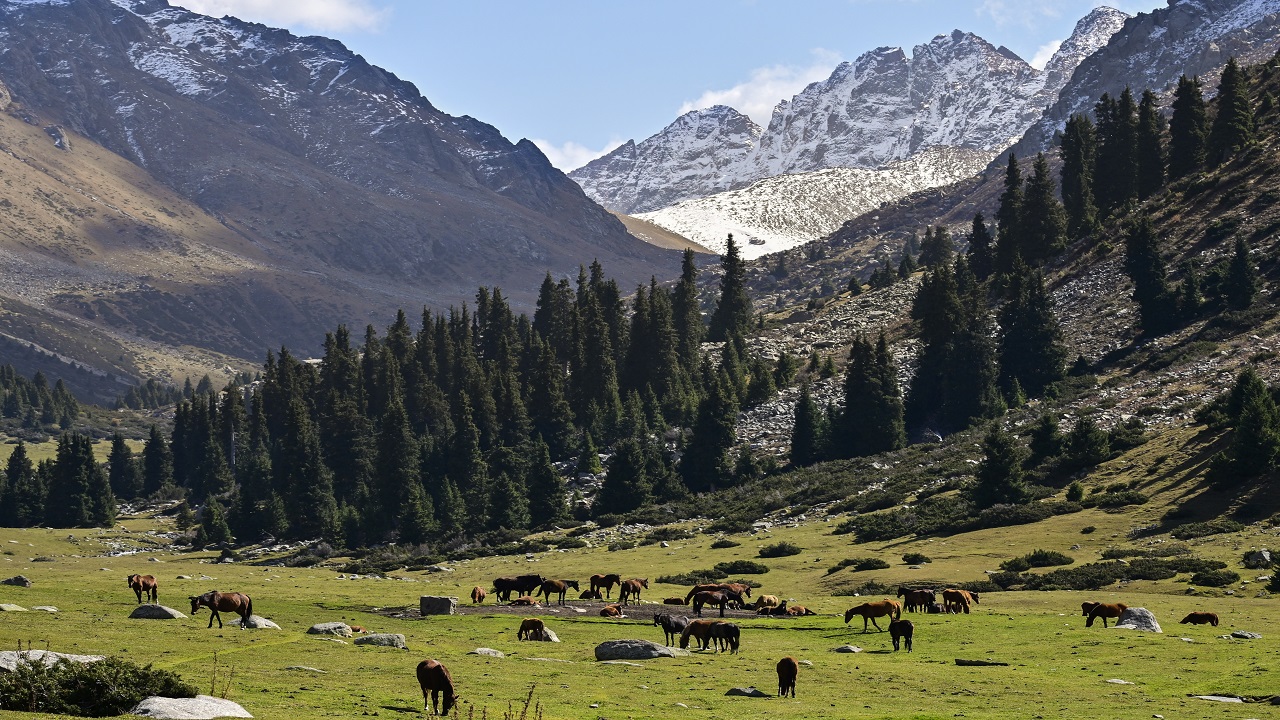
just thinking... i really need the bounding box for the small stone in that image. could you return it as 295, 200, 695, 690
243, 616, 280, 630
1193, 695, 1243, 703
831, 645, 862, 653
31, 606, 57, 613
1231, 630, 1262, 639
798, 659, 813, 666
1107, 679, 1134, 685
589, 703, 600, 708
468, 648, 504, 658
285, 666, 326, 673
725, 687, 770, 698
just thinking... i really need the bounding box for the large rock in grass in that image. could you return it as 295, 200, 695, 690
725, 687, 770, 697
0, 604, 27, 612
1, 575, 31, 587
1243, 549, 1273, 569
1114, 607, 1162, 633
0, 649, 105, 672
419, 596, 457, 616
529, 628, 560, 642
129, 604, 187, 620
243, 616, 279, 630
307, 622, 352, 637
354, 633, 407, 649
130, 695, 252, 718
594, 639, 690, 660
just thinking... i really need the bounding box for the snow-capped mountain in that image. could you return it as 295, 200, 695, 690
572, 8, 1127, 215
1013, 0, 1280, 157
636, 147, 995, 260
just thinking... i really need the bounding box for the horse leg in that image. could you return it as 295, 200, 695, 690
134, 588, 142, 603
870, 616, 882, 632
719, 602, 725, 618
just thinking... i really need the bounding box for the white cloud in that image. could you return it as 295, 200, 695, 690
678, 49, 843, 127
531, 137, 626, 172
977, 0, 1063, 29
1029, 39, 1062, 69
177, 0, 390, 33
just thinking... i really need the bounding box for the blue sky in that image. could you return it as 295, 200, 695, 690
180, 0, 1164, 170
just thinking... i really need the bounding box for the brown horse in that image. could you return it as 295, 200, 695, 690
777, 656, 798, 698
693, 590, 743, 618
785, 604, 816, 616
889, 618, 914, 652
1180, 611, 1219, 626
708, 621, 740, 653
517, 617, 546, 640
1085, 602, 1128, 628
1081, 601, 1100, 617
720, 582, 753, 599
618, 578, 648, 605
493, 574, 543, 602
897, 586, 935, 613
471, 586, 486, 604
843, 599, 900, 632
590, 573, 622, 599
509, 596, 540, 607
679, 618, 718, 650
759, 600, 790, 616
189, 590, 252, 629
416, 658, 459, 716
599, 603, 624, 618
579, 589, 603, 600
663, 597, 686, 605
942, 588, 976, 614
753, 594, 781, 610
685, 582, 752, 604
128, 574, 158, 604
536, 579, 579, 605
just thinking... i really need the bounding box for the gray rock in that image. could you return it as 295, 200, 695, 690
1114, 607, 1162, 633
527, 628, 560, 642
1106, 679, 1134, 685
598, 660, 644, 667
419, 596, 458, 616
129, 604, 188, 620
594, 639, 691, 660
798, 659, 813, 666
1, 575, 31, 587
31, 606, 57, 612
725, 687, 770, 698
176, 575, 191, 580
129, 695, 253, 718
424, 565, 453, 573
831, 645, 862, 653
354, 633, 407, 649
242, 616, 279, 630
306, 622, 351, 637
1242, 549, 1272, 569
0, 650, 105, 673
1193, 695, 1243, 703
468, 648, 505, 658
954, 659, 1009, 666
1230, 630, 1262, 639
0, 604, 28, 612
284, 666, 326, 673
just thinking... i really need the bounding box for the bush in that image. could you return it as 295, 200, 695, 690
710, 539, 741, 549
1269, 574, 1280, 593
1190, 569, 1241, 587
713, 560, 769, 575
957, 580, 1001, 594
831, 579, 894, 596
1022, 549, 1075, 567
758, 541, 803, 558
554, 537, 589, 549
1000, 556, 1031, 572
607, 540, 636, 552
1080, 526, 1096, 534
1125, 558, 1178, 580
0, 657, 197, 716
1081, 490, 1148, 508
1066, 481, 1085, 502
827, 557, 890, 574
639, 527, 694, 545
655, 569, 727, 585
1100, 545, 1191, 559
902, 552, 931, 565
1171, 519, 1245, 540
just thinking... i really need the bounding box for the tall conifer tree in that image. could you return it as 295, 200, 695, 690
708, 234, 754, 342
1207, 58, 1255, 165
1169, 75, 1208, 178
1060, 113, 1099, 238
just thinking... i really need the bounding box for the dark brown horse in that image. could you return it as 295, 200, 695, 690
679, 618, 718, 650
493, 574, 543, 602
517, 617, 546, 640
1085, 602, 1128, 628
590, 573, 622, 599
777, 656, 798, 698
889, 618, 914, 652
708, 621, 740, 653
693, 589, 743, 618
618, 578, 648, 605
128, 574, 158, 604
416, 658, 459, 716
189, 590, 252, 629
653, 612, 690, 646
897, 586, 935, 613
843, 599, 900, 632
1180, 611, 1219, 626
1081, 601, 1100, 617
579, 589, 603, 600
471, 586, 486, 604
663, 597, 686, 605
536, 579, 579, 605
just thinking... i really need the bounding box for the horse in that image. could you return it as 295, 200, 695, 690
600, 604, 624, 618
1180, 611, 1219, 626
619, 578, 648, 605
889, 618, 914, 652
653, 612, 690, 646
663, 597, 686, 605
517, 617, 546, 641
493, 574, 543, 602
536, 579, 579, 606
128, 574, 158, 604
843, 599, 900, 632
350, 625, 368, 634
693, 589, 743, 618
189, 590, 252, 629
708, 621, 740, 653
1081, 601, 1100, 617
471, 586, 486, 604
579, 589, 603, 600
720, 582, 753, 599
785, 604, 816, 616
777, 657, 798, 698
759, 600, 790, 616
942, 588, 975, 614
509, 596, 540, 607
416, 659, 459, 716
753, 594, 781, 610
686, 582, 752, 604
1085, 602, 1128, 628
897, 587, 935, 613
590, 573, 622, 599
925, 602, 945, 614
679, 619, 718, 650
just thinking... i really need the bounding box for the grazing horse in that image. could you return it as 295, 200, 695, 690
128, 574, 158, 604
1180, 611, 1219, 627
1085, 602, 1128, 628
753, 594, 781, 610
708, 621, 741, 653
599, 604, 624, 618
619, 578, 648, 605
777, 657, 798, 698
720, 582, 753, 599
843, 600, 901, 632
493, 574, 543, 602
889, 618, 914, 652
663, 597, 686, 605
590, 573, 622, 599
897, 587, 936, 613
471, 586, 486, 605
517, 617, 546, 641
942, 588, 976, 614
536, 579, 579, 606
189, 590, 252, 629
653, 612, 690, 646
579, 589, 603, 600
416, 659, 459, 716
679, 619, 718, 650
693, 589, 743, 618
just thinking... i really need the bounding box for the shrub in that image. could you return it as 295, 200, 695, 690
0, 657, 197, 716
1066, 481, 1085, 502
1125, 559, 1178, 580
1166, 558, 1228, 574
827, 557, 890, 574
1022, 549, 1075, 567
607, 540, 636, 552
639, 527, 694, 545
958, 580, 1001, 594
1000, 556, 1031, 572
831, 579, 894, 596
594, 514, 625, 529
902, 552, 931, 565
1081, 490, 1148, 508
1100, 545, 1191, 559
554, 537, 589, 549
1080, 526, 1096, 534
655, 569, 726, 585
1190, 569, 1241, 587
758, 541, 803, 558
1269, 574, 1280, 593
713, 560, 769, 575
1171, 519, 1245, 540
710, 539, 741, 549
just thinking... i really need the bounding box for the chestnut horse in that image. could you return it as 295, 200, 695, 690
471, 586, 486, 604
189, 590, 252, 629
1180, 611, 1219, 627
942, 588, 977, 614
517, 617, 546, 640
693, 589, 744, 618
679, 618, 718, 650
1085, 602, 1128, 628
590, 573, 622, 599
536, 579, 579, 606
843, 599, 901, 632
897, 586, 935, 613
128, 574, 158, 604
416, 658, 459, 716
777, 656, 798, 698
618, 578, 648, 605
685, 582, 753, 604
599, 603, 624, 618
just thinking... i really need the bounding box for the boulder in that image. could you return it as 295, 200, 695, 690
831, 645, 862, 653
130, 604, 188, 620
354, 633, 407, 649
284, 666, 326, 673
1, 575, 31, 587
594, 639, 690, 660
0, 649, 105, 672
419, 596, 457, 616
725, 687, 770, 698
1243, 549, 1273, 569
306, 622, 352, 637
468, 648, 505, 658
1113, 607, 1162, 633
1230, 630, 1262, 639
955, 659, 1010, 666
528, 628, 560, 642
242, 616, 279, 630
0, 604, 28, 612
129, 695, 253, 718
32, 606, 57, 612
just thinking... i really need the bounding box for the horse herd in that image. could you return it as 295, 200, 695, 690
1080, 601, 1220, 628
127, 574, 254, 629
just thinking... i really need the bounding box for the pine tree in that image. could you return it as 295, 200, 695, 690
998, 270, 1068, 397
577, 432, 603, 475
1094, 89, 1140, 213
488, 471, 530, 531
1019, 153, 1068, 263
1060, 114, 1100, 238
1027, 413, 1064, 465
1222, 367, 1280, 477
994, 153, 1024, 273
789, 382, 822, 467
45, 434, 95, 527
1207, 58, 1255, 165
1123, 213, 1174, 334
967, 213, 995, 280
834, 334, 905, 458
918, 226, 954, 268
525, 437, 568, 527
679, 372, 738, 493
107, 433, 143, 500
2, 441, 41, 526
969, 424, 1027, 509
708, 234, 754, 342
1224, 237, 1259, 310
1063, 416, 1111, 471
1169, 75, 1208, 179
595, 437, 652, 516
196, 494, 232, 546
1136, 89, 1167, 198
672, 249, 704, 371
276, 399, 338, 540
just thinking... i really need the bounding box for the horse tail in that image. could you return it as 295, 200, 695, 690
245, 595, 253, 622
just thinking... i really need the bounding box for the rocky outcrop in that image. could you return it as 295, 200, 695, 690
468, 648, 505, 658
1114, 607, 1162, 633
354, 633, 407, 649
0, 650, 105, 673
306, 622, 352, 637
594, 639, 691, 660
419, 596, 458, 616
129, 604, 187, 620
1, 575, 32, 587
129, 695, 252, 719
